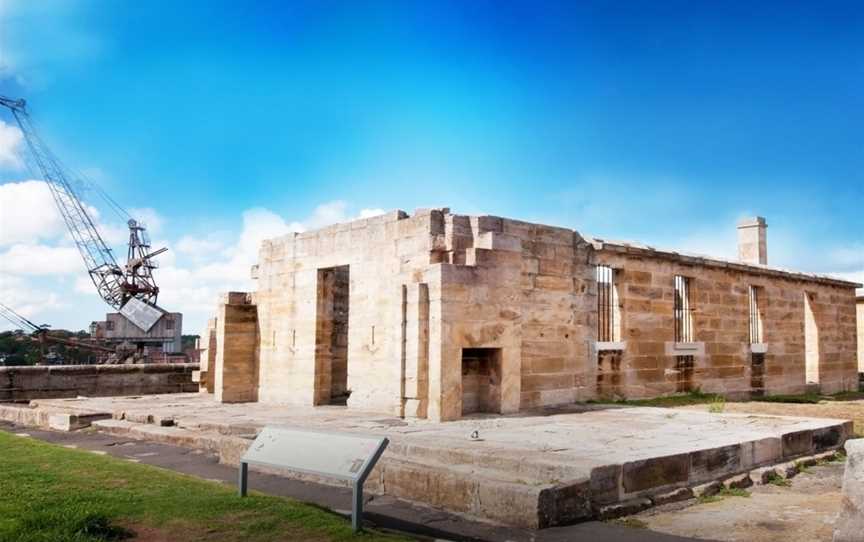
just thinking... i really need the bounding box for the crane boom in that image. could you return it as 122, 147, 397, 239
0, 96, 163, 310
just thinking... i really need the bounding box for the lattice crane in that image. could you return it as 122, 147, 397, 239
0, 96, 166, 313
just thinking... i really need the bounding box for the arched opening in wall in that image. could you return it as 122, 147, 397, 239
315, 265, 350, 405
804, 292, 820, 385
461, 348, 502, 415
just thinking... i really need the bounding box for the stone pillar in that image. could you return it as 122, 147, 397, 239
214, 292, 259, 403
833, 439, 864, 542
737, 217, 767, 265
196, 317, 217, 393
403, 283, 429, 418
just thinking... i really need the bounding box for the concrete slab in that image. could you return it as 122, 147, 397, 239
8, 393, 853, 528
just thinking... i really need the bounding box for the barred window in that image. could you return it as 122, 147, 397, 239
748, 286, 763, 343
673, 275, 693, 342
596, 265, 618, 341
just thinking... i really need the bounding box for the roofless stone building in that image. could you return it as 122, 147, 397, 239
196, 209, 860, 421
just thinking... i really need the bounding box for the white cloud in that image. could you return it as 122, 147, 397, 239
0, 243, 80, 275
359, 208, 386, 219
0, 120, 24, 169
175, 235, 226, 256
0, 273, 64, 331
0, 180, 66, 244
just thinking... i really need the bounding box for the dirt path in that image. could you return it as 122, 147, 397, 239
637, 462, 843, 542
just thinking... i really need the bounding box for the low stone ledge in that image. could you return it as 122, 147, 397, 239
0, 363, 199, 402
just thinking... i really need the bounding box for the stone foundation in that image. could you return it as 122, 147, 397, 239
0, 393, 852, 529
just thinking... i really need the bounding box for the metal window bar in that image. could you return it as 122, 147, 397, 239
748, 286, 761, 344
596, 265, 614, 342
674, 275, 693, 342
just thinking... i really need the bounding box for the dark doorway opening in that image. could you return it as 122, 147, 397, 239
315, 265, 350, 405
461, 348, 502, 415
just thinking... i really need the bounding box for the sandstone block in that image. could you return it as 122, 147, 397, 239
650, 486, 693, 506
722, 472, 753, 490
598, 498, 652, 520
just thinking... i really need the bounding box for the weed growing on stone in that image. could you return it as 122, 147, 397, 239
707, 396, 726, 413
765, 472, 791, 487
717, 487, 751, 498
697, 494, 723, 504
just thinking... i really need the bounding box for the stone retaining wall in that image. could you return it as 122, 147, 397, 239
0, 364, 199, 402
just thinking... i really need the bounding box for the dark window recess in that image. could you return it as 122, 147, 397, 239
748, 286, 761, 344
165, 318, 175, 330
673, 275, 693, 342
751, 353, 765, 397
596, 265, 616, 342
675, 355, 694, 393
106, 321, 115, 331
597, 351, 623, 398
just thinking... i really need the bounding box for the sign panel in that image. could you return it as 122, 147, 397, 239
242, 427, 388, 482
120, 297, 164, 332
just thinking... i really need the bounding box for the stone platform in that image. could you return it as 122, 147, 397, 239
0, 393, 852, 528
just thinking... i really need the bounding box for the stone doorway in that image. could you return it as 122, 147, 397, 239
314, 265, 350, 405
461, 348, 502, 415
804, 292, 820, 385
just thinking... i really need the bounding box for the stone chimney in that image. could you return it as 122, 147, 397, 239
737, 217, 767, 265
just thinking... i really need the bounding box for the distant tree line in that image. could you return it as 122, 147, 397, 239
0, 330, 95, 366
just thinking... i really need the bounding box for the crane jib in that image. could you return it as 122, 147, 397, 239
0, 95, 167, 315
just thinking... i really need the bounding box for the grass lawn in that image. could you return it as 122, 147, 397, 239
0, 431, 410, 542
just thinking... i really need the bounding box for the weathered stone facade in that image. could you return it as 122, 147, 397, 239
200, 209, 860, 421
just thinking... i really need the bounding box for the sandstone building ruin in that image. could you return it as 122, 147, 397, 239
196, 209, 860, 421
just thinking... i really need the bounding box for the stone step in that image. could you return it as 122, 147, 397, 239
385, 439, 582, 484
372, 455, 590, 528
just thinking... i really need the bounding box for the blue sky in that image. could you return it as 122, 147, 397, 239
0, 0, 861, 332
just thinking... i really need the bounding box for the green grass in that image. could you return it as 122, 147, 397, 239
592, 389, 864, 409
590, 389, 724, 408
0, 432, 409, 542
752, 393, 823, 404
697, 486, 750, 504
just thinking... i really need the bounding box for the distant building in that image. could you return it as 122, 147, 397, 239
91, 311, 183, 359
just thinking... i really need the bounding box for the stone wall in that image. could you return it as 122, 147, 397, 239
595, 243, 859, 398
204, 208, 859, 421
0, 363, 198, 402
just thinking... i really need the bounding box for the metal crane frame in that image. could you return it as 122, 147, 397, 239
0, 96, 163, 310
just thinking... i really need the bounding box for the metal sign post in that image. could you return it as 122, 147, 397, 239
238, 426, 389, 533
